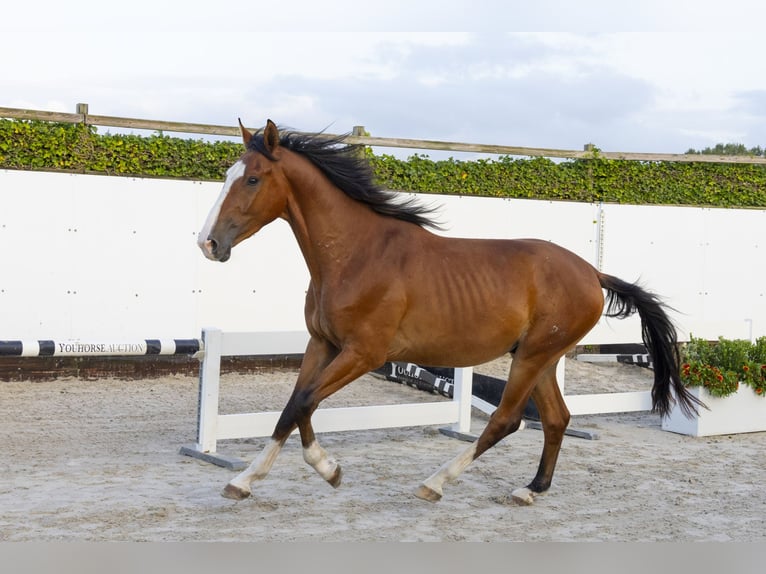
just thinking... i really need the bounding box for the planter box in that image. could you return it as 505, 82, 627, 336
662, 385, 766, 437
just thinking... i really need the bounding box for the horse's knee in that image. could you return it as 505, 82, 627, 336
274, 389, 316, 438
293, 388, 318, 415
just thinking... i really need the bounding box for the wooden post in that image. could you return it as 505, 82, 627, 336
351, 126, 368, 159
76, 103, 89, 123
584, 143, 595, 199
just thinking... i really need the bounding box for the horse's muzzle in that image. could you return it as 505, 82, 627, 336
199, 235, 231, 262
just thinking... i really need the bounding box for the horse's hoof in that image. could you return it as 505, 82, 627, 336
414, 483, 442, 502
510, 487, 536, 506
327, 465, 342, 488
222, 482, 251, 500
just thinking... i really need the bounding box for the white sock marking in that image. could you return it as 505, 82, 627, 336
303, 440, 338, 482
227, 438, 283, 493
421, 442, 478, 496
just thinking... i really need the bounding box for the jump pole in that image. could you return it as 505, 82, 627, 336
0, 338, 203, 358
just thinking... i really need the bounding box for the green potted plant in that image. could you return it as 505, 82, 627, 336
662, 336, 766, 436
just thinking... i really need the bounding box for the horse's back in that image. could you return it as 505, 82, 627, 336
406, 233, 600, 299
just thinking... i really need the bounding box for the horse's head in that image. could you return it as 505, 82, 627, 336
198, 119, 288, 262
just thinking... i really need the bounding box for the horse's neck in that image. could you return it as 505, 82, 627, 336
283, 161, 377, 279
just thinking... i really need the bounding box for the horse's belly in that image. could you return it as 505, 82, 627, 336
387, 323, 521, 368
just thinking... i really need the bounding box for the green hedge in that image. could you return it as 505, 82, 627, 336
0, 120, 238, 179
2, 119, 766, 207
369, 151, 766, 207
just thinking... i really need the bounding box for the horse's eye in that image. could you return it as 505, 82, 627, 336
247, 176, 259, 186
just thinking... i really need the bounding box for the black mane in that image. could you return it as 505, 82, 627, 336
247, 127, 442, 229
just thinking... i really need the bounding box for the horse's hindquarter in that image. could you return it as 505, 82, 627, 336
388, 236, 604, 366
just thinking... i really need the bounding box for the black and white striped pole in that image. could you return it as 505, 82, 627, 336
0, 338, 203, 357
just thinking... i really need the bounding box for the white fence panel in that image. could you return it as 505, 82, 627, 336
1, 170, 763, 344
597, 204, 764, 342
433, 194, 599, 266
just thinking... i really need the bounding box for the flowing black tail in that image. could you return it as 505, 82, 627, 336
598, 273, 704, 418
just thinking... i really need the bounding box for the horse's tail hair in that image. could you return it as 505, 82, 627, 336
598, 272, 705, 419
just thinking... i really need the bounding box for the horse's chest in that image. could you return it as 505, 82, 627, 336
312, 276, 385, 326
305, 286, 347, 342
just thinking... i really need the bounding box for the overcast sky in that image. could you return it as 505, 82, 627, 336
3, 0, 766, 156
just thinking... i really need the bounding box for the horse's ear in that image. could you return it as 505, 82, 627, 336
264, 119, 280, 154
238, 118, 252, 147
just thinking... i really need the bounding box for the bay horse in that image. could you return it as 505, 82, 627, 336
198, 120, 701, 505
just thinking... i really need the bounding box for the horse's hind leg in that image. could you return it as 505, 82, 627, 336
222, 437, 287, 500
415, 355, 545, 502
510, 363, 569, 505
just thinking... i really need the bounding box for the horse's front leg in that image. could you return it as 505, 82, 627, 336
292, 344, 381, 486
301, 435, 342, 487
222, 419, 344, 500
221, 337, 338, 500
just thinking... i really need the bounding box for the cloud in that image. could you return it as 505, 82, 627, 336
5, 22, 765, 156
670, 90, 766, 148
735, 90, 766, 120
238, 34, 655, 155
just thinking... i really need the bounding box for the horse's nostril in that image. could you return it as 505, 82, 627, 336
208, 237, 219, 253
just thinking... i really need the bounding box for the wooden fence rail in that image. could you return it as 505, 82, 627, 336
2, 104, 766, 165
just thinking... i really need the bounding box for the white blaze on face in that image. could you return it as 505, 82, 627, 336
197, 160, 246, 258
